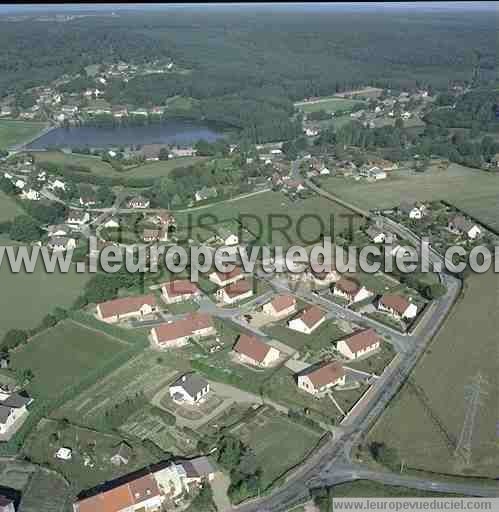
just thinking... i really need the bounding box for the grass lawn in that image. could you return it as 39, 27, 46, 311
127, 156, 206, 178
331, 480, 464, 497
0, 191, 24, 222
31, 150, 117, 176
347, 342, 396, 376
11, 320, 129, 399
233, 409, 322, 489
368, 270, 499, 478
295, 97, 365, 114
0, 260, 90, 339
0, 120, 48, 149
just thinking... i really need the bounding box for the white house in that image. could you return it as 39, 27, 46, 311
55, 447, 73, 461
359, 166, 387, 180
0, 391, 31, 435
47, 236, 76, 252
20, 188, 41, 201
79, 195, 96, 207
367, 226, 386, 244
262, 294, 297, 320
216, 279, 253, 305
288, 306, 326, 334
96, 295, 157, 324
304, 128, 319, 137
337, 328, 381, 360
378, 294, 418, 320
216, 227, 239, 246
127, 196, 150, 209
49, 179, 66, 191
66, 210, 90, 226
208, 267, 244, 287
14, 179, 25, 190
448, 215, 482, 240
333, 277, 373, 304
297, 361, 346, 396
320, 167, 330, 175
102, 217, 120, 228
399, 201, 423, 220
233, 334, 280, 368
169, 373, 210, 404
161, 280, 201, 304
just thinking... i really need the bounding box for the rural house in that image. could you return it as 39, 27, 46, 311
169, 373, 210, 404
142, 228, 168, 243
288, 305, 326, 334
179, 456, 217, 484
448, 215, 482, 240
96, 295, 157, 324
333, 277, 373, 304
310, 263, 340, 285
194, 186, 218, 202
366, 226, 386, 244
47, 236, 76, 252
0, 391, 32, 435
297, 361, 346, 396
47, 224, 70, 237
216, 227, 239, 246
262, 294, 297, 320
378, 294, 418, 320
399, 201, 423, 220
337, 328, 381, 360
110, 441, 133, 466
359, 166, 387, 180
216, 278, 253, 305
151, 313, 216, 348
20, 188, 41, 201
233, 334, 280, 368
66, 210, 90, 226
79, 194, 96, 207
208, 267, 244, 287
127, 196, 150, 209
0, 496, 14, 512
161, 280, 201, 304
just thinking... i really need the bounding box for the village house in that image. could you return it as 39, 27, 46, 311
66, 210, 90, 226
142, 228, 168, 243
262, 294, 297, 320
399, 201, 424, 220
14, 179, 25, 190
112, 106, 128, 118
79, 194, 96, 207
0, 391, 32, 435
288, 305, 326, 334
127, 196, 151, 209
333, 277, 373, 304
148, 211, 176, 227
208, 266, 244, 287
110, 441, 133, 466
0, 496, 15, 512
367, 226, 386, 244
61, 104, 79, 115
304, 127, 319, 137
359, 166, 387, 181
161, 280, 201, 304
96, 295, 157, 324
47, 236, 76, 252
297, 361, 346, 396
151, 313, 216, 348
378, 294, 418, 320
102, 217, 120, 229
194, 186, 218, 202
20, 188, 41, 201
179, 456, 216, 484
448, 215, 482, 240
48, 178, 66, 191
169, 373, 210, 404
216, 226, 239, 246
216, 278, 253, 305
337, 328, 382, 360
233, 334, 280, 368
169, 146, 197, 158
47, 224, 70, 237
310, 262, 340, 285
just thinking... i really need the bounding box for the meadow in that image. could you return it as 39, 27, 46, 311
295, 97, 365, 114
0, 120, 48, 149
368, 270, 499, 478
0, 191, 24, 222
11, 320, 129, 399
0, 261, 90, 339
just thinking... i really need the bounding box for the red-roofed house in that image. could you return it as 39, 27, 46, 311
333, 277, 372, 304
216, 279, 253, 305
287, 306, 325, 334
96, 295, 157, 324
161, 280, 201, 304
337, 328, 381, 360
262, 294, 297, 320
297, 361, 346, 396
233, 334, 280, 368
378, 294, 418, 320
208, 267, 244, 287
151, 313, 216, 348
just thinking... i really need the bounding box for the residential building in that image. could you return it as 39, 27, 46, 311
233, 334, 280, 368
337, 328, 381, 360
399, 201, 423, 220
216, 227, 239, 246
216, 278, 253, 305
61, 105, 79, 114
48, 179, 66, 191
142, 228, 168, 242
359, 166, 387, 180
110, 441, 133, 466
96, 295, 157, 324
56, 447, 73, 460
102, 217, 120, 229
366, 226, 386, 243
194, 186, 218, 202
14, 179, 25, 190
169, 373, 210, 404
0, 391, 32, 435
288, 305, 326, 334
127, 196, 150, 209
179, 456, 216, 484
161, 280, 201, 304
47, 224, 70, 237
262, 294, 297, 320
448, 215, 482, 240
297, 361, 346, 396
208, 267, 244, 287
151, 313, 215, 348
47, 236, 76, 252
169, 146, 197, 158
0, 496, 14, 512
378, 294, 418, 320
79, 195, 96, 207
148, 211, 176, 227
20, 188, 41, 201
66, 210, 90, 226
333, 277, 373, 304
310, 263, 339, 285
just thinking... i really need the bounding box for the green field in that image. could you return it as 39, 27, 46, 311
11, 320, 129, 399
323, 163, 499, 230
128, 156, 206, 178
0, 261, 90, 340
31, 151, 118, 176
368, 270, 499, 478
0, 120, 48, 149
0, 190, 24, 222
233, 409, 322, 489
295, 97, 365, 114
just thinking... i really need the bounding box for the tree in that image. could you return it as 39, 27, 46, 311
158, 147, 169, 160
9, 215, 41, 242
96, 185, 115, 207
423, 282, 447, 300
1, 329, 28, 351
369, 441, 400, 471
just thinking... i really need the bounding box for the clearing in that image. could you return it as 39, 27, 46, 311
0, 120, 48, 149
0, 190, 24, 222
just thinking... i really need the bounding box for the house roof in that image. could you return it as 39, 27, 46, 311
153, 313, 213, 344
295, 305, 325, 328
1, 392, 31, 409
171, 372, 208, 398
222, 278, 252, 298
302, 361, 345, 388
97, 295, 156, 319
449, 215, 476, 232
367, 226, 384, 239
0, 496, 13, 507
335, 277, 360, 295
67, 209, 87, 220
269, 294, 296, 313
0, 406, 12, 424
112, 441, 133, 461
215, 266, 242, 282
341, 328, 380, 354
380, 294, 410, 314
162, 280, 200, 297
234, 334, 275, 363
180, 456, 216, 478
399, 201, 417, 214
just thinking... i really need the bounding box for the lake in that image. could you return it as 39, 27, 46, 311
26, 121, 224, 150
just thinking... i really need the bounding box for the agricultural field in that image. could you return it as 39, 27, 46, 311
0, 120, 48, 149
230, 408, 322, 489
0, 190, 24, 222
295, 97, 365, 114
323, 164, 499, 230
124, 156, 206, 178
0, 261, 90, 339
23, 418, 157, 494
368, 270, 499, 478
55, 350, 191, 429
11, 320, 130, 399
175, 190, 358, 249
